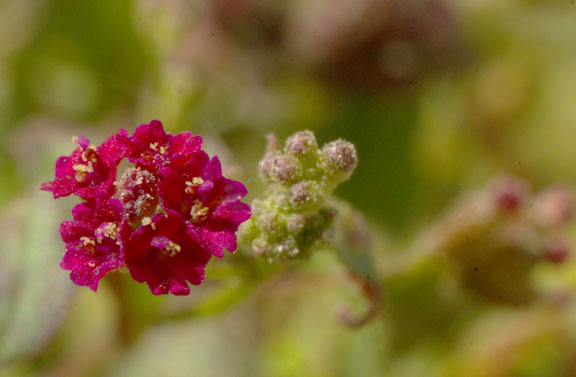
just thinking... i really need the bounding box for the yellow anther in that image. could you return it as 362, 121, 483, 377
185, 177, 204, 194
73, 163, 93, 173
73, 162, 94, 182
163, 241, 181, 257
103, 223, 118, 239
81, 236, 95, 246
190, 199, 209, 223
80, 237, 96, 253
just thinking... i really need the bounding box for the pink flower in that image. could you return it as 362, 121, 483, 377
158, 156, 250, 257
41, 130, 130, 199
128, 120, 203, 169
42, 120, 251, 295
60, 198, 126, 291
124, 211, 211, 295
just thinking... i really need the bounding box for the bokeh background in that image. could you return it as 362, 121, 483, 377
3, 0, 576, 376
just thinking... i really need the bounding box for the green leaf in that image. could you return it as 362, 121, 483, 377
0, 192, 74, 363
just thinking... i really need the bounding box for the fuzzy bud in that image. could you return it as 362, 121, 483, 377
289, 180, 323, 209
272, 237, 300, 259
258, 212, 280, 235
258, 153, 302, 184
491, 176, 529, 213
258, 151, 280, 181
271, 155, 302, 183
265, 133, 280, 152
533, 185, 573, 227
252, 235, 300, 261
320, 140, 358, 184
286, 214, 306, 233
252, 237, 273, 257
245, 130, 358, 262
285, 130, 318, 158
429, 175, 573, 306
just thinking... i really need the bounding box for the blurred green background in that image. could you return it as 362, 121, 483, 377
3, 0, 576, 376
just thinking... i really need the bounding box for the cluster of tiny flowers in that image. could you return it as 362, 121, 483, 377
240, 131, 358, 261
42, 120, 250, 295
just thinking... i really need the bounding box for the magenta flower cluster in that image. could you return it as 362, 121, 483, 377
42, 121, 250, 295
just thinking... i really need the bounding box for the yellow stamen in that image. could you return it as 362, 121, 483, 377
162, 240, 181, 257
80, 237, 96, 253
190, 199, 209, 223
73, 162, 94, 182
185, 177, 204, 194
103, 223, 118, 239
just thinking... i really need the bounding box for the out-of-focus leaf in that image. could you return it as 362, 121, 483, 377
319, 95, 419, 232
0, 192, 74, 363
106, 311, 257, 377
332, 199, 380, 327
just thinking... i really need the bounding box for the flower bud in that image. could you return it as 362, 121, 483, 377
532, 185, 573, 227
252, 237, 273, 257
258, 151, 280, 181
289, 180, 323, 209
429, 176, 573, 306
272, 155, 302, 183
320, 140, 358, 184
246, 131, 358, 262
286, 214, 306, 233
258, 153, 302, 184
252, 235, 300, 261
490, 176, 529, 213
272, 237, 300, 259
258, 212, 281, 236
285, 130, 318, 158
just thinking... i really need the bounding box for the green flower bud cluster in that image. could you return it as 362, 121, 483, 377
424, 176, 573, 306
240, 131, 358, 262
